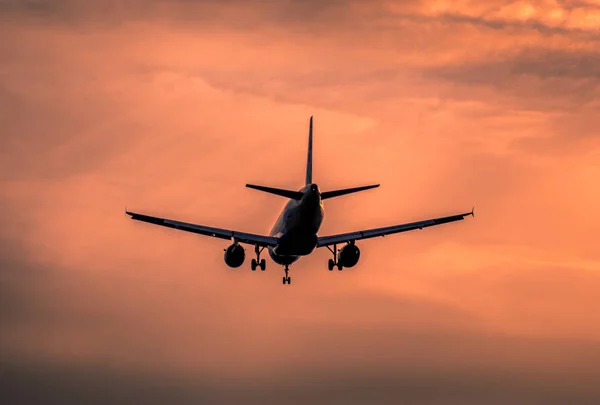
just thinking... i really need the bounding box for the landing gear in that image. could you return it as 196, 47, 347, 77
282, 265, 291, 285
326, 244, 343, 271
251, 246, 266, 271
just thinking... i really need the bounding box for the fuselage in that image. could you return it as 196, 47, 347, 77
268, 183, 324, 265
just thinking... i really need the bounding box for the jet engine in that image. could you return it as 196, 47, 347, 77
338, 243, 360, 268
224, 243, 245, 268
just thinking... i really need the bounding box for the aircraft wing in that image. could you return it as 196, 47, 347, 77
317, 209, 474, 247
126, 211, 278, 247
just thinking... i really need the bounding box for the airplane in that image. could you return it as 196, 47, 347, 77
126, 116, 474, 285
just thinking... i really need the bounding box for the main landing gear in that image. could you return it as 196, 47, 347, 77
326, 244, 343, 271
251, 245, 266, 271
282, 265, 291, 285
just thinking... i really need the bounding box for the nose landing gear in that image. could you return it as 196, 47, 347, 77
282, 265, 291, 284
282, 264, 292, 284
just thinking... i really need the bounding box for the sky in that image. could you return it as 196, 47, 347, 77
1, 0, 600, 404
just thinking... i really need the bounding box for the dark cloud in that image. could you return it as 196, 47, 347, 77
430, 48, 600, 85
0, 0, 386, 28
0, 360, 216, 405
561, 0, 600, 11
3, 340, 600, 405
427, 48, 600, 110
6, 0, 597, 44
436, 11, 600, 39
423, 47, 600, 152
0, 0, 595, 34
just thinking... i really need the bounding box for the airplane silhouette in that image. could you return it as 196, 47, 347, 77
126, 116, 474, 285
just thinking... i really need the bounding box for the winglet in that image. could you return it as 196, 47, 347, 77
471, 206, 475, 217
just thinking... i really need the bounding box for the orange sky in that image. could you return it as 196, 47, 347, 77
2, 1, 600, 403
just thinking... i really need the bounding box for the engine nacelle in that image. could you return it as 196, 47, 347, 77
224, 243, 245, 268
339, 243, 360, 268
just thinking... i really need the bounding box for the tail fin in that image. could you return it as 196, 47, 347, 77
306, 116, 313, 186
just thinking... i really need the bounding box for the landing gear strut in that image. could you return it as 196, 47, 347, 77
326, 244, 343, 271
282, 265, 291, 285
251, 245, 266, 271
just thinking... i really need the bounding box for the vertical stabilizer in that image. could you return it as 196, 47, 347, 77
306, 116, 313, 185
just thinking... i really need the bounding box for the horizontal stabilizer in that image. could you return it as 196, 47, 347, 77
320, 184, 379, 200
246, 184, 304, 200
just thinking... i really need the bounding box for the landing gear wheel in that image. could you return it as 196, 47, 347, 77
327, 243, 342, 272
281, 265, 291, 285
253, 245, 265, 272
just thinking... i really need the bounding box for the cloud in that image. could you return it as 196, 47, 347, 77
3, 338, 600, 405
0, 0, 386, 29
407, 0, 600, 35
441, 47, 600, 81
3, 0, 598, 41
423, 47, 600, 151
427, 48, 600, 104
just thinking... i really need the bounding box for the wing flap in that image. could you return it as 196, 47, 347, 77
317, 209, 473, 247
126, 211, 278, 247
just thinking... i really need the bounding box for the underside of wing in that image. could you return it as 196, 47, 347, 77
126, 211, 278, 247
317, 209, 474, 247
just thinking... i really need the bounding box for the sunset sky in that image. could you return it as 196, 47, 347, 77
2, 0, 600, 404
